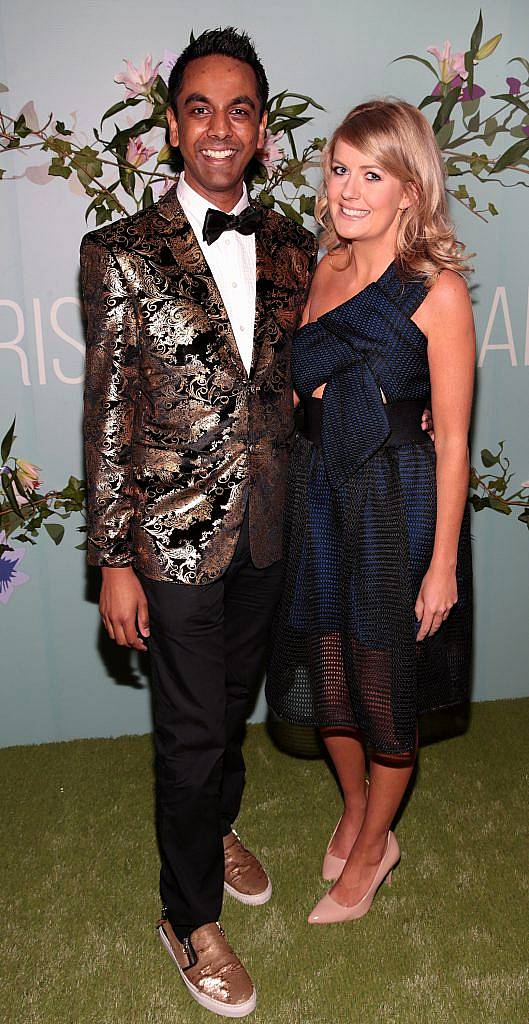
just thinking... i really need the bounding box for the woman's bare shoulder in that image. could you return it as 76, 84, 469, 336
426, 269, 471, 312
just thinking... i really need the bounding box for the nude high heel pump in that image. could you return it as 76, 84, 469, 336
309, 830, 400, 924
322, 778, 370, 882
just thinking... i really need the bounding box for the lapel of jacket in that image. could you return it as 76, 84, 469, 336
250, 205, 288, 381
155, 182, 247, 378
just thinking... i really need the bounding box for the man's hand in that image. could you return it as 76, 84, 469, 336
100, 566, 150, 651
421, 407, 434, 442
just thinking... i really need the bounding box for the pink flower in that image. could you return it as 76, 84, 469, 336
258, 130, 285, 175
126, 136, 158, 168
427, 41, 468, 84
428, 42, 485, 102
0, 531, 29, 604
115, 55, 162, 100
507, 77, 522, 95
16, 459, 42, 492
163, 49, 179, 81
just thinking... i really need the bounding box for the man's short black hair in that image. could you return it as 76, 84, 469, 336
168, 27, 269, 118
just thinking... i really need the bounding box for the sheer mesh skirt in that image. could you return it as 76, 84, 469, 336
266, 432, 472, 755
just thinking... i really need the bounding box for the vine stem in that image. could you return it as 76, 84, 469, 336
0, 490, 85, 520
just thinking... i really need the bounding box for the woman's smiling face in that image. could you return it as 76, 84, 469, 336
326, 138, 411, 246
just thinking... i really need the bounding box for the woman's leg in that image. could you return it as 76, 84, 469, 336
330, 746, 416, 906
320, 728, 368, 857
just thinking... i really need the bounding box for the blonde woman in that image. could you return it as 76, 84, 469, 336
266, 100, 474, 923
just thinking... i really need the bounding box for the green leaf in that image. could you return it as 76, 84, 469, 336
392, 54, 439, 77
44, 522, 65, 545
510, 124, 529, 138
435, 121, 454, 150
461, 98, 480, 119
269, 115, 311, 133
258, 191, 275, 208
55, 120, 73, 136
1, 472, 24, 520
432, 86, 461, 136
1, 417, 16, 462
0, 83, 8, 93
490, 137, 529, 174
46, 136, 72, 156
119, 163, 136, 198
445, 161, 464, 176
469, 494, 490, 511
464, 50, 475, 96
470, 10, 484, 55
270, 102, 309, 119
142, 185, 154, 210
48, 157, 71, 179
13, 113, 31, 138
517, 509, 529, 527
0, 168, 4, 180
488, 202, 498, 216
481, 448, 499, 467
469, 469, 479, 489
488, 495, 511, 515
100, 96, 143, 126
299, 194, 315, 217
277, 200, 303, 225
484, 116, 498, 145
491, 93, 529, 116
95, 207, 110, 226
468, 113, 481, 132
475, 33, 502, 61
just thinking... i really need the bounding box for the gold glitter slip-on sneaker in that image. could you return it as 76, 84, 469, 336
157, 918, 256, 1018
223, 830, 272, 906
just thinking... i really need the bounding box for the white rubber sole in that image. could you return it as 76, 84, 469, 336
223, 877, 272, 906
158, 926, 257, 1018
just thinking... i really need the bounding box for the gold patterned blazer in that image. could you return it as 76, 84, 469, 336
80, 183, 317, 584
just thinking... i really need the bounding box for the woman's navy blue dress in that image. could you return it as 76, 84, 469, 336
266, 261, 472, 755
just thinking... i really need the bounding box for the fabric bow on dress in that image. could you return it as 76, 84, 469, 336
291, 263, 429, 489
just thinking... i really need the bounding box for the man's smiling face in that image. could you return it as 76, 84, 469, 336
167, 54, 267, 211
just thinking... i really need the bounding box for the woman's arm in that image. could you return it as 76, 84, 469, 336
415, 270, 475, 641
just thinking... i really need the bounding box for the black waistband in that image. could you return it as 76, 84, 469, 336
302, 397, 429, 449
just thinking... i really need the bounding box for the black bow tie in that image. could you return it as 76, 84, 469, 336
202, 205, 262, 246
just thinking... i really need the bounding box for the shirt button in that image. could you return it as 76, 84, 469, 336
240, 325, 245, 332
232, 281, 238, 288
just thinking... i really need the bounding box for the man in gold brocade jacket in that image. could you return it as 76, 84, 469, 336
80, 27, 317, 1018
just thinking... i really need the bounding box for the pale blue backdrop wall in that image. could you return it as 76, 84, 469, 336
0, 0, 527, 746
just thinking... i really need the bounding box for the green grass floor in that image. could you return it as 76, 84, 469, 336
2, 699, 528, 1024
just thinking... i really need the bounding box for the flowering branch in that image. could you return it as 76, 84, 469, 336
396, 10, 529, 219
0, 419, 86, 558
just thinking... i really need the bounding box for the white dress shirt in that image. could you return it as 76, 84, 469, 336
176, 173, 256, 375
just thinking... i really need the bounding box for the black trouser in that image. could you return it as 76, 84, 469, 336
139, 506, 283, 940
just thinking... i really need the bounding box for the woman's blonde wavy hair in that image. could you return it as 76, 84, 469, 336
315, 99, 471, 286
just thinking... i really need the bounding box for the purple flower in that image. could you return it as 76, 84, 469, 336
0, 531, 29, 605
506, 77, 522, 95
460, 83, 486, 101
523, 125, 529, 136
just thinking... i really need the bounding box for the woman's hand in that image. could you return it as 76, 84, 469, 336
415, 564, 458, 641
